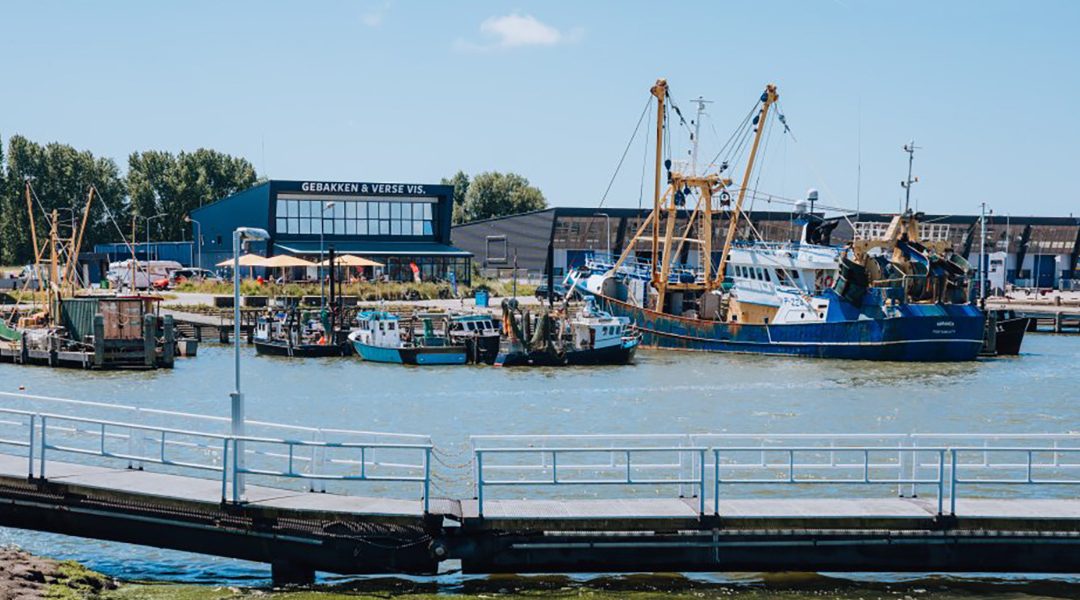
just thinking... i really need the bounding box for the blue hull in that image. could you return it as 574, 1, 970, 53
352, 341, 467, 365
599, 297, 984, 362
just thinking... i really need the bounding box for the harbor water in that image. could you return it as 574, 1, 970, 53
1, 334, 1079, 597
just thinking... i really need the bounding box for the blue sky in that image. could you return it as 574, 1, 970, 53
5, 1, 1078, 216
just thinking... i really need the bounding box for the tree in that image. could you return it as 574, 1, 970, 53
441, 170, 470, 224
0, 136, 126, 265
457, 171, 547, 224
127, 148, 257, 241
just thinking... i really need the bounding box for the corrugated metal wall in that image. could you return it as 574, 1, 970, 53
451, 210, 557, 278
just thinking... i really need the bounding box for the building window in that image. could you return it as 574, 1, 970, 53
486, 236, 508, 263
274, 195, 436, 237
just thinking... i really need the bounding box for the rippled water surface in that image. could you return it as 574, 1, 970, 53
1, 334, 1078, 596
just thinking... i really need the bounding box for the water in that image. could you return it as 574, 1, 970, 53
1, 334, 1078, 596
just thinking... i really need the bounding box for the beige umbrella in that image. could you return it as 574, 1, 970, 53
318, 254, 383, 283
316, 254, 383, 267
262, 254, 317, 283
216, 253, 267, 279
262, 254, 316, 268
216, 253, 267, 267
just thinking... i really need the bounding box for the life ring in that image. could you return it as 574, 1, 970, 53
822, 275, 834, 288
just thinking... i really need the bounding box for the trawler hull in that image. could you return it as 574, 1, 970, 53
599, 296, 985, 362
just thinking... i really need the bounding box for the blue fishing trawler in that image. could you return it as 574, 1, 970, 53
348, 311, 467, 365
569, 79, 984, 362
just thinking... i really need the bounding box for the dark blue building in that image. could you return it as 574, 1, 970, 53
190, 180, 472, 284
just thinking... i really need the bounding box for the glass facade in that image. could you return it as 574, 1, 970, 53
384, 256, 471, 284
275, 195, 435, 238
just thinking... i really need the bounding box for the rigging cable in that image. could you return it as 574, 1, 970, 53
638, 102, 652, 211
597, 95, 653, 209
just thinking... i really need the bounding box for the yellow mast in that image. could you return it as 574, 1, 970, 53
49, 210, 59, 317
714, 84, 778, 286
62, 186, 96, 293
649, 79, 667, 294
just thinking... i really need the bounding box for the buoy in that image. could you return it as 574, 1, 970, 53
18, 385, 25, 390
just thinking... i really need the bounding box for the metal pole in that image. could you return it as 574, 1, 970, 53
320, 211, 325, 306
231, 228, 244, 503
980, 202, 987, 306
228, 227, 268, 504
596, 213, 611, 257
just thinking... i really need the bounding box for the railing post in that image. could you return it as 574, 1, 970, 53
100, 422, 107, 458
39, 415, 47, 480
220, 438, 230, 502
713, 448, 720, 516
27, 414, 36, 480
949, 448, 958, 516
232, 437, 241, 504
159, 430, 167, 464
698, 448, 706, 516
788, 449, 795, 483
1026, 450, 1033, 483
936, 449, 944, 516
897, 440, 905, 497
314, 430, 327, 493
476, 450, 484, 518
863, 449, 870, 483
423, 447, 431, 514
624, 450, 631, 485
551, 451, 558, 484
287, 443, 295, 476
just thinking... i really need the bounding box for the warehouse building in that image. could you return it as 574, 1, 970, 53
452, 207, 1080, 290
190, 180, 472, 284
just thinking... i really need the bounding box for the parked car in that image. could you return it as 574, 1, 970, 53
171, 268, 223, 284
148, 267, 222, 290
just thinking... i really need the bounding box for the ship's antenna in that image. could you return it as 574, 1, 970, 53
689, 96, 712, 176
856, 98, 861, 219
900, 140, 920, 213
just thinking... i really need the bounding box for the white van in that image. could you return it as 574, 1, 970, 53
107, 259, 183, 290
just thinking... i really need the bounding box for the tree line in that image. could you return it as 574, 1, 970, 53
0, 134, 258, 265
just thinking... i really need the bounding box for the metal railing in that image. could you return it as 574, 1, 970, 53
474, 445, 708, 517
712, 446, 948, 515
230, 435, 433, 512
950, 446, 1080, 514
0, 405, 435, 512
0, 408, 37, 478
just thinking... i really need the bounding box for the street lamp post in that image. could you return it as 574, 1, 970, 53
320, 201, 336, 306
231, 226, 269, 503
595, 212, 612, 257
185, 215, 202, 269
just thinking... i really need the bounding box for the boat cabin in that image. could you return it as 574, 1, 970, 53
353, 311, 403, 348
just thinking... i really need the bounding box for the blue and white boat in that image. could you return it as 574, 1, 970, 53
567, 79, 984, 362
348, 311, 467, 365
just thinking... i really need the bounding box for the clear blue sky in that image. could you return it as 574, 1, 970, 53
5, 1, 1078, 217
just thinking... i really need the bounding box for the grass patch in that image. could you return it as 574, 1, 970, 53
45, 560, 115, 599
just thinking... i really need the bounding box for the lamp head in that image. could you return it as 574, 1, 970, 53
235, 227, 270, 241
